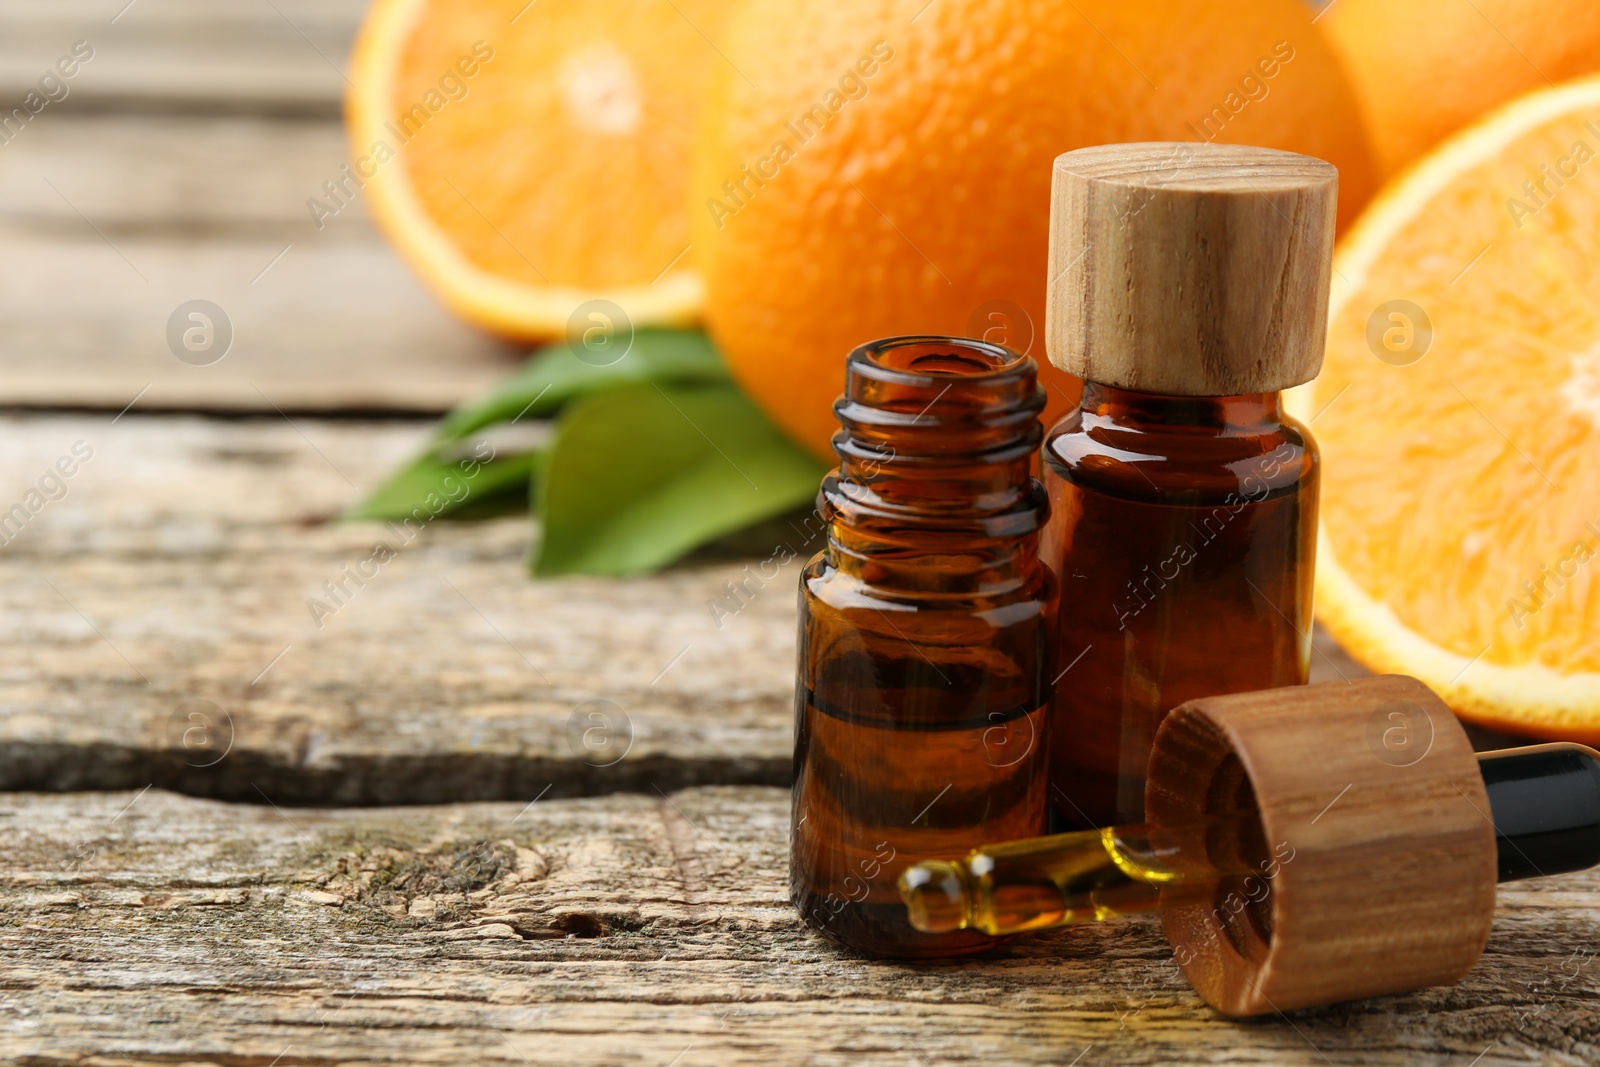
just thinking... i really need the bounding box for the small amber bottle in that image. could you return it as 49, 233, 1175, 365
1041, 143, 1338, 826
791, 336, 1056, 957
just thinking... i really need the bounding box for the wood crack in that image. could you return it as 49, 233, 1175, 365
657, 793, 710, 909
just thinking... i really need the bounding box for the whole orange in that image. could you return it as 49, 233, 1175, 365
694, 0, 1377, 458
1321, 0, 1600, 181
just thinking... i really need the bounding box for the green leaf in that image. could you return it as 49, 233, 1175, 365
532, 383, 828, 576
437, 329, 729, 442
346, 449, 536, 522
349, 329, 730, 523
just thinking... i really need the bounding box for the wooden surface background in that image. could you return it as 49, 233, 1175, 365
0, 0, 516, 414
9, 787, 1600, 1067
1, 2, 1595, 1065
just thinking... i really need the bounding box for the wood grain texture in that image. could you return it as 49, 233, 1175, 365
0, 0, 363, 115
1046, 143, 1337, 395
0, 414, 803, 803
1150, 677, 1498, 1016
2, 786, 1597, 1066
0, 115, 370, 232
0, 228, 523, 412
0, 113, 523, 413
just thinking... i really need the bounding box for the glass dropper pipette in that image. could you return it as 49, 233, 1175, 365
901, 743, 1600, 937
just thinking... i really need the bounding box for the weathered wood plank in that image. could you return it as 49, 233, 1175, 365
2, 786, 1597, 1066
0, 111, 522, 413
0, 226, 522, 413
0, 0, 363, 115
0, 115, 367, 232
0, 414, 801, 803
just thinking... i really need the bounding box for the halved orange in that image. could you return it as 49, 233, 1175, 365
1290, 75, 1600, 739
347, 0, 731, 338
1321, 0, 1600, 182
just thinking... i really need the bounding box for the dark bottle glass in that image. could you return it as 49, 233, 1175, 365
1040, 384, 1318, 827
791, 335, 1057, 957
1040, 142, 1338, 829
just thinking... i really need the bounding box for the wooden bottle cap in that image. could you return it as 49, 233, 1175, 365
1145, 676, 1497, 1017
1046, 142, 1337, 396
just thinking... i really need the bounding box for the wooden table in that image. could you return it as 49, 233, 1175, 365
4, 4, 1597, 1064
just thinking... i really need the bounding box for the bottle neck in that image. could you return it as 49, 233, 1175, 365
1078, 382, 1285, 435
821, 336, 1048, 592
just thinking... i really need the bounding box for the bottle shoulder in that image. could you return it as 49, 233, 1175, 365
1042, 407, 1318, 505
800, 552, 1057, 621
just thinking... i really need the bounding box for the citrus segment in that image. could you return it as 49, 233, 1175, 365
1293, 76, 1600, 738
348, 0, 732, 338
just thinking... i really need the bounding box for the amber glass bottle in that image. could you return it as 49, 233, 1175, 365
791, 335, 1056, 957
1041, 387, 1318, 825
1042, 142, 1339, 826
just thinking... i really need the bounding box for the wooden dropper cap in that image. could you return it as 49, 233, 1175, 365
1146, 676, 1497, 1016
1046, 142, 1338, 395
